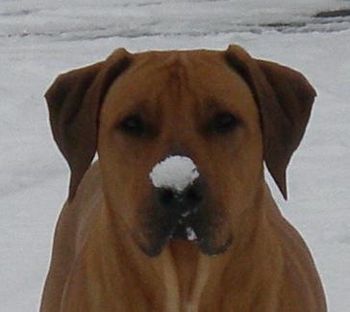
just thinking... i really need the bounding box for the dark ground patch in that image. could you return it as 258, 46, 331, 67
315, 9, 350, 18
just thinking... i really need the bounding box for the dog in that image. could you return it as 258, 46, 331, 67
40, 45, 327, 311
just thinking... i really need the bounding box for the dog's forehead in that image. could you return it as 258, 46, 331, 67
131, 49, 234, 80
102, 49, 256, 119
133, 49, 223, 63
124, 49, 238, 82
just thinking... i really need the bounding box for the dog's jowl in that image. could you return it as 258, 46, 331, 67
40, 45, 327, 311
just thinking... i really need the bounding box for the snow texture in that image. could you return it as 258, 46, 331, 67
1, 1, 350, 311
149, 156, 199, 192
186, 227, 198, 241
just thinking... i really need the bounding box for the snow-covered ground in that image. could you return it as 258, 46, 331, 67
1, 1, 349, 311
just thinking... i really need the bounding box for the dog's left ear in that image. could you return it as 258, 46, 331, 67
225, 44, 316, 199
45, 48, 132, 200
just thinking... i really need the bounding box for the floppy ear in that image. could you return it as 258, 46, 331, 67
45, 48, 131, 200
225, 44, 316, 199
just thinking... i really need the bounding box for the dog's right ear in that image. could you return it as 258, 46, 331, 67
45, 48, 132, 201
225, 45, 316, 200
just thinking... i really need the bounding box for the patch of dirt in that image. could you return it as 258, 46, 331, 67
315, 9, 350, 18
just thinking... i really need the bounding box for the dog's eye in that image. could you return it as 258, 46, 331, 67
209, 112, 238, 134
119, 114, 146, 137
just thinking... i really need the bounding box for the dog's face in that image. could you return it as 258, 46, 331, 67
98, 51, 263, 256
46, 45, 316, 257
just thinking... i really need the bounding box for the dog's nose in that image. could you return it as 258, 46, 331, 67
156, 181, 204, 216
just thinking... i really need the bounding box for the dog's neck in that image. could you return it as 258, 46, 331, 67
158, 241, 211, 312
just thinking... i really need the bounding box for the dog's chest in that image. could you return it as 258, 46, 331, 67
165, 299, 199, 312
162, 250, 210, 312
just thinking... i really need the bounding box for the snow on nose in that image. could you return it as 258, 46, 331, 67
149, 156, 200, 193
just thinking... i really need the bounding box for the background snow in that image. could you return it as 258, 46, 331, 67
0, 1, 349, 311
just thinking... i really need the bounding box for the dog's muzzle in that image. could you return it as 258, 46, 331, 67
155, 180, 203, 240
150, 155, 202, 241
140, 155, 232, 257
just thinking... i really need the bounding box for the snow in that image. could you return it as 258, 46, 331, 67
186, 227, 198, 241
0, 1, 349, 311
149, 156, 199, 192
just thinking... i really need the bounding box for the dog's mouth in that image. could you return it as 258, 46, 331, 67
170, 215, 198, 241
138, 209, 233, 257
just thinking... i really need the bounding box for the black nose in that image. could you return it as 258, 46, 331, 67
156, 181, 204, 216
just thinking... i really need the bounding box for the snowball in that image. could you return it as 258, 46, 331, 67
149, 156, 199, 192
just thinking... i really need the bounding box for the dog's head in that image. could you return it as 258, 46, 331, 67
46, 45, 316, 257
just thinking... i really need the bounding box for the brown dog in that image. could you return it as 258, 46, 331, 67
40, 45, 327, 311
